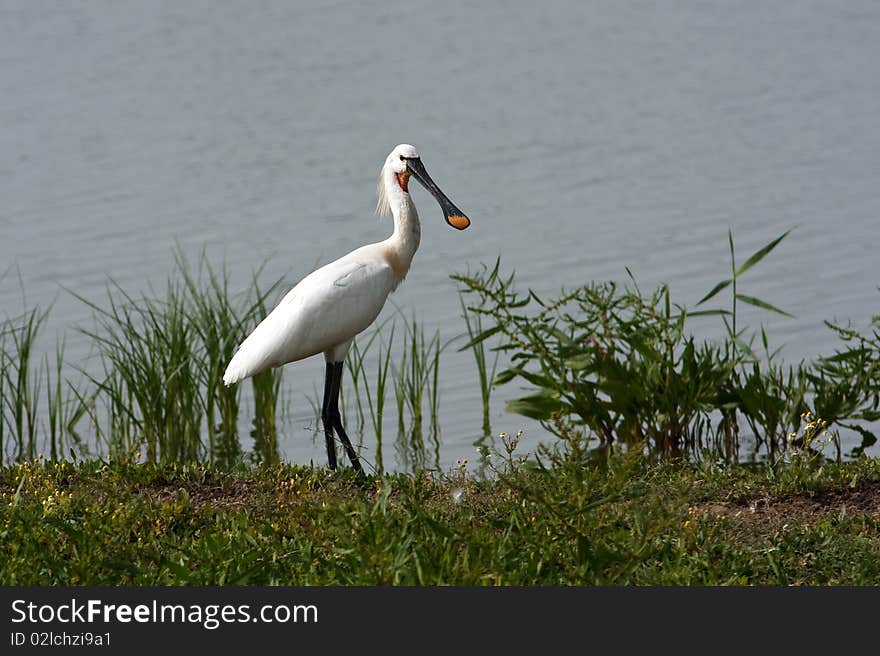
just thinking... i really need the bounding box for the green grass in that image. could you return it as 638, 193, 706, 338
345, 320, 394, 474
0, 252, 290, 468
1, 307, 49, 462
391, 313, 446, 471
2, 443, 879, 585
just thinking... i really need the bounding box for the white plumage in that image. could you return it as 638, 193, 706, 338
222, 144, 470, 472
222, 250, 395, 385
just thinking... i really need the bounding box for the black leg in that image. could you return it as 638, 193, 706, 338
327, 361, 364, 474
321, 362, 337, 470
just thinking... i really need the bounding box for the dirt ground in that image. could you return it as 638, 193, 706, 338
693, 480, 880, 526
134, 479, 260, 510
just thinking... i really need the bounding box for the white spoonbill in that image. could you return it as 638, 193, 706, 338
223, 144, 470, 473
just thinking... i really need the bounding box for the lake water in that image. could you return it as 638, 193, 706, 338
2, 1, 879, 469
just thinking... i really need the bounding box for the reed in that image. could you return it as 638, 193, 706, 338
0, 317, 7, 461
0, 306, 87, 465
2, 308, 49, 461
391, 314, 445, 471
365, 324, 395, 474
243, 268, 286, 465
175, 249, 242, 466
345, 320, 394, 472
345, 323, 388, 441
69, 254, 285, 466
43, 338, 87, 462
455, 284, 500, 439
74, 280, 202, 462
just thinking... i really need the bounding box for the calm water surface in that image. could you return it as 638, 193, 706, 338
2, 1, 879, 467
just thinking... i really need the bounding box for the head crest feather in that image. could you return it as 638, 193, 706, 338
375, 166, 391, 217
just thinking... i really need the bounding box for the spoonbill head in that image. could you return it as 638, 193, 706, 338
223, 144, 470, 473
378, 144, 471, 231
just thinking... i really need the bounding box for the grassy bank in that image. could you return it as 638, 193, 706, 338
2, 439, 879, 585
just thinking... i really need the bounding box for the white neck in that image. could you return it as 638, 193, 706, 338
378, 167, 421, 286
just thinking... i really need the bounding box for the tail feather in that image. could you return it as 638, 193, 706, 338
223, 311, 282, 386
223, 342, 267, 386
222, 357, 248, 386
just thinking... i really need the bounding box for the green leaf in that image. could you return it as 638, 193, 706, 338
735, 294, 794, 318
456, 325, 502, 352
674, 309, 732, 320
564, 354, 593, 370
697, 279, 732, 306
517, 369, 555, 388
492, 368, 519, 385
505, 392, 563, 420
418, 511, 455, 539
818, 348, 872, 364
548, 327, 573, 346
735, 229, 792, 277
728, 229, 736, 273
733, 335, 758, 359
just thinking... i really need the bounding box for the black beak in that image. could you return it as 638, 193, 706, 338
406, 157, 470, 230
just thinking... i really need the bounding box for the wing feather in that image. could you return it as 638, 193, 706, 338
223, 250, 394, 384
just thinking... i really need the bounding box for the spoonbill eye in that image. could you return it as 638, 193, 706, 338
399, 155, 405, 161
